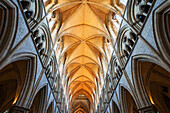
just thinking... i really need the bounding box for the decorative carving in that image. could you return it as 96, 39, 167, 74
45, 56, 57, 88
128, 0, 155, 29
20, 0, 43, 27
117, 27, 138, 66
33, 29, 46, 58
32, 24, 51, 62
113, 61, 122, 80
110, 57, 123, 88
122, 31, 137, 59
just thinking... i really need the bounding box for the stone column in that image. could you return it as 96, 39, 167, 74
139, 105, 157, 113
9, 105, 29, 113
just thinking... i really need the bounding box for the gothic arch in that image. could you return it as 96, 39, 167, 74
153, 1, 170, 64
0, 0, 17, 62
120, 85, 139, 113
132, 55, 158, 108
29, 85, 48, 113
0, 53, 36, 112
132, 55, 170, 113
112, 100, 120, 113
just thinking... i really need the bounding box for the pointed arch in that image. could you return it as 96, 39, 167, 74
132, 54, 170, 113
29, 85, 48, 113
0, 0, 17, 62
0, 53, 36, 112
120, 85, 139, 113
153, 1, 170, 64
112, 100, 120, 113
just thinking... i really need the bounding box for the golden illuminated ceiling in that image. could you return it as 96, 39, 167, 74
44, 0, 126, 112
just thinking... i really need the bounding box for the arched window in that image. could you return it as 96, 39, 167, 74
46, 56, 57, 89
108, 11, 122, 43
47, 10, 61, 43
107, 77, 113, 100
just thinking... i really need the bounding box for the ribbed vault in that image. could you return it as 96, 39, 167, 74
44, 0, 126, 112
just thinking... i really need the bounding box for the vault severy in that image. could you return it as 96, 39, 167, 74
44, 0, 127, 112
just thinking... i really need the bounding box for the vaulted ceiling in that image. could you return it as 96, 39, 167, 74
44, 0, 126, 112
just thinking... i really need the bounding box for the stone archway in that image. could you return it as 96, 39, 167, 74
153, 1, 170, 64
132, 55, 170, 113
0, 60, 29, 112
0, 0, 17, 62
